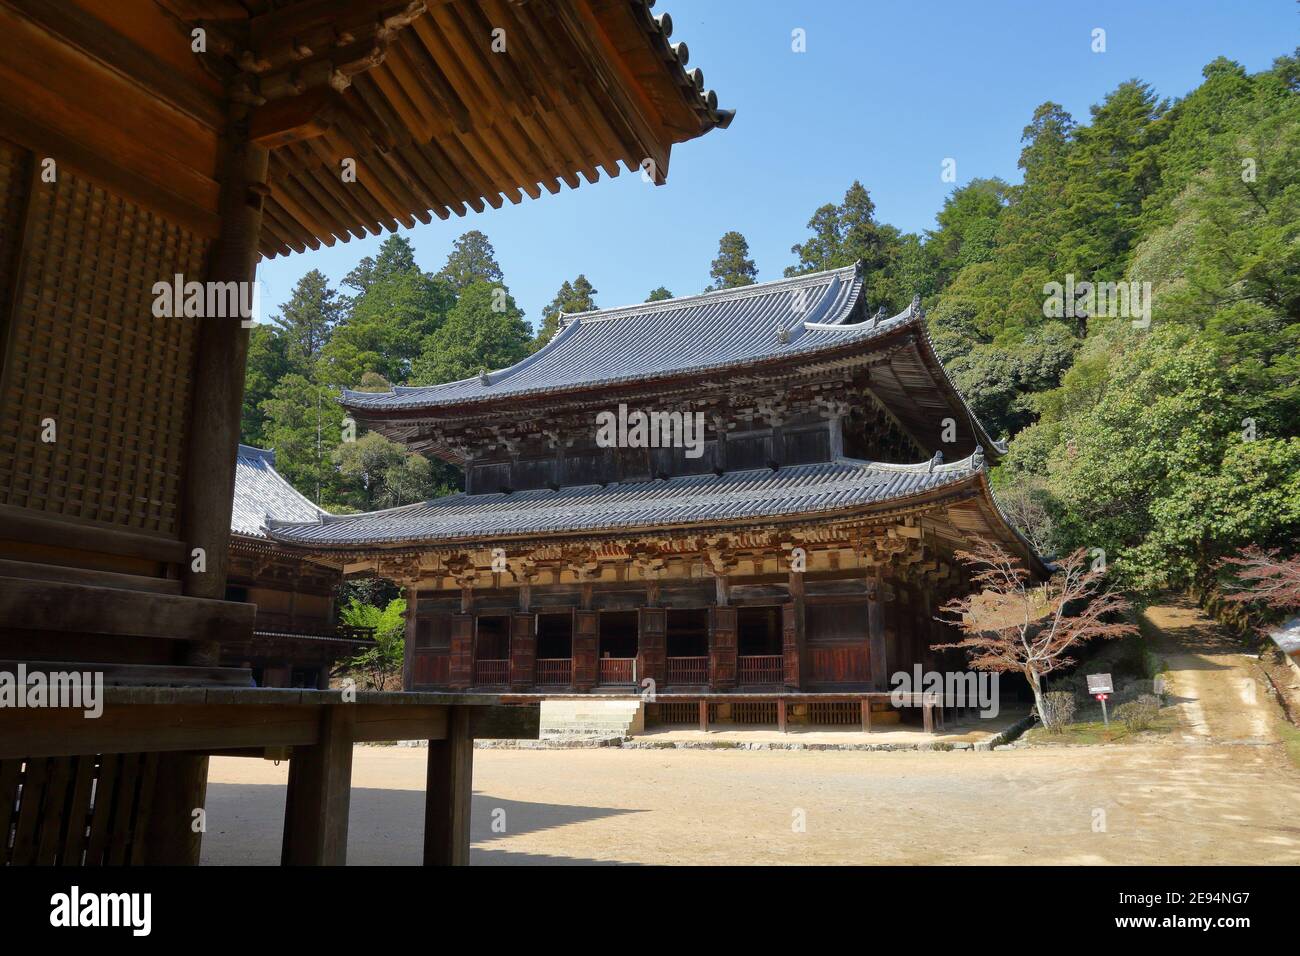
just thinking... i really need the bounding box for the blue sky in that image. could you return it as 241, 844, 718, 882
255, 0, 1295, 332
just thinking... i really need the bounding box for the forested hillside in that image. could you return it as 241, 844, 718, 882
243, 51, 1297, 594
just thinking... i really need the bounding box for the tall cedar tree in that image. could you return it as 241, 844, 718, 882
707, 231, 758, 290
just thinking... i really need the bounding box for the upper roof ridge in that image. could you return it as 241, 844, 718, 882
558, 261, 861, 326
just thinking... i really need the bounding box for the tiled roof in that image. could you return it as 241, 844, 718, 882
341, 263, 900, 411
264, 453, 987, 549
232, 445, 325, 539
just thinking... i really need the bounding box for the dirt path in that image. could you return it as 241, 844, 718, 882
1143, 598, 1280, 745
200, 597, 1300, 865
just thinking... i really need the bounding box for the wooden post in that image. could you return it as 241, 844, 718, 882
140, 752, 208, 865
180, 121, 268, 602
698, 699, 708, 733
860, 698, 873, 733
922, 699, 935, 735
777, 697, 787, 733
403, 585, 419, 691
424, 706, 473, 866
282, 705, 354, 865
867, 571, 887, 691
784, 572, 806, 690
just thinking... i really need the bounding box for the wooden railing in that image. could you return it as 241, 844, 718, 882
474, 659, 509, 686
536, 658, 572, 686
666, 656, 708, 685
737, 655, 783, 685
252, 618, 377, 643
598, 658, 635, 685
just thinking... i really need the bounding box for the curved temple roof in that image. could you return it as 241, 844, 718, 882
265, 452, 998, 550
341, 262, 1005, 460
232, 445, 326, 540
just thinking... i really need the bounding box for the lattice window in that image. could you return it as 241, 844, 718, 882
0, 159, 209, 536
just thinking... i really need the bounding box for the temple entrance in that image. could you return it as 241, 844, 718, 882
806, 601, 871, 687
598, 610, 638, 685
737, 605, 784, 686
536, 612, 574, 687
665, 608, 709, 685
474, 614, 510, 686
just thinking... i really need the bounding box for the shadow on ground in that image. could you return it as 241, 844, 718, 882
201, 782, 640, 865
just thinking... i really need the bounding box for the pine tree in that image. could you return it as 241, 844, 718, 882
645, 286, 674, 302
436, 230, 504, 291
707, 231, 757, 290
270, 269, 343, 371
535, 275, 597, 347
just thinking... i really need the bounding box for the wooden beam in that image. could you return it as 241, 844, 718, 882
424, 706, 472, 866
0, 576, 255, 642
249, 88, 337, 148
282, 705, 355, 865
0, 702, 319, 760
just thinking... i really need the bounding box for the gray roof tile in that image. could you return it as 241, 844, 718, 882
341, 263, 904, 411
232, 445, 326, 539
265, 454, 984, 549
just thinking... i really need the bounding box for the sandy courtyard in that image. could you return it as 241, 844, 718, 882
201, 740, 1300, 865
202, 599, 1300, 865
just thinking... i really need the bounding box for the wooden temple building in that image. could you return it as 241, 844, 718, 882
0, 0, 729, 865
224, 444, 377, 689
267, 264, 1047, 731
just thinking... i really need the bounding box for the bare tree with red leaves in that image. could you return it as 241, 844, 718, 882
934, 540, 1137, 730
1218, 546, 1300, 613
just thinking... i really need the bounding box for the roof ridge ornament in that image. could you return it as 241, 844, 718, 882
478, 369, 491, 386
928, 449, 943, 473
775, 322, 789, 344
972, 445, 985, 471
909, 294, 924, 320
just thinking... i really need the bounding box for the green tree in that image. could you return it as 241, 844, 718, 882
269, 269, 343, 370
535, 274, 597, 347
708, 231, 758, 290
412, 281, 531, 385
436, 230, 504, 291
334, 431, 447, 511
645, 286, 674, 302
242, 324, 291, 446
340, 597, 407, 690
258, 374, 345, 506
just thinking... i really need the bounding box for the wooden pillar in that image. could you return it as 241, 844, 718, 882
777, 697, 787, 733
179, 110, 270, 666
923, 700, 935, 735
448, 613, 474, 689
867, 571, 887, 691
140, 753, 208, 865
698, 699, 708, 733
708, 606, 737, 690
572, 609, 598, 691
860, 698, 873, 733
403, 585, 419, 691
282, 705, 354, 865
424, 707, 473, 866
509, 612, 536, 690
783, 571, 805, 690
637, 606, 667, 689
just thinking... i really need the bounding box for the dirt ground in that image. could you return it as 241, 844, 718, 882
203, 598, 1300, 865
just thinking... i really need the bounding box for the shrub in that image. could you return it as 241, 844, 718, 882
1114, 694, 1161, 732
1039, 691, 1077, 731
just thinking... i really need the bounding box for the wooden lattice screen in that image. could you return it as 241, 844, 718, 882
0, 754, 160, 866
0, 143, 209, 537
